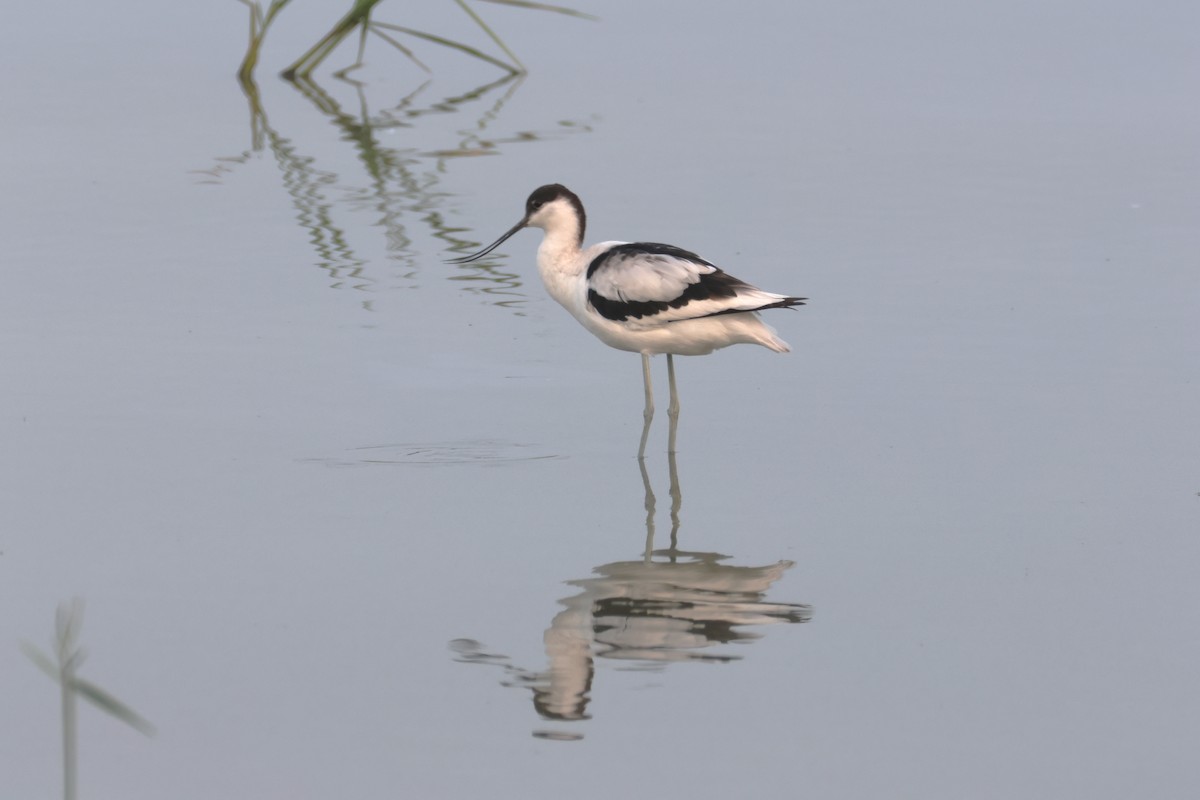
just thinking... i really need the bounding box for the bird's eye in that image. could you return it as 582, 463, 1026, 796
531, 200, 543, 209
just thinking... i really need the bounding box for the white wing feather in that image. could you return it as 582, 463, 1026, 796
586, 242, 790, 325
587, 244, 714, 303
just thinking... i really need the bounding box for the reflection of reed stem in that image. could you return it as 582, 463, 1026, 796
238, 78, 372, 286
213, 37, 593, 306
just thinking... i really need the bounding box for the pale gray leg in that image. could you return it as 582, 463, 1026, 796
666, 354, 680, 454
638, 353, 654, 459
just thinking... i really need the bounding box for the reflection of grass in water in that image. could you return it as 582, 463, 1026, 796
205, 3, 598, 311
236, 0, 596, 82
193, 72, 594, 309
264, 111, 371, 290
22, 599, 153, 800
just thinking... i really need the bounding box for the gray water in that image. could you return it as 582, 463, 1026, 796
3, 2, 1198, 798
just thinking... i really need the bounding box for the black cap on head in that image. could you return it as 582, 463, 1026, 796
525, 184, 586, 244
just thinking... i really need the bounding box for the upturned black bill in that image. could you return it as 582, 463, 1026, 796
446, 218, 528, 264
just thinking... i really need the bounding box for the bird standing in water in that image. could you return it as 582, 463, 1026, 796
449, 184, 805, 456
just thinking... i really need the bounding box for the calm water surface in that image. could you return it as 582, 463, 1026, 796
2, 1, 1198, 798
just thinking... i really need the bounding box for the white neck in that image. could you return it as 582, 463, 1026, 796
535, 228, 586, 317
528, 196, 588, 312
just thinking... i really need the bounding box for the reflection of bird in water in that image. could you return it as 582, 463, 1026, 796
451, 451, 811, 731
448, 184, 805, 455
452, 555, 808, 723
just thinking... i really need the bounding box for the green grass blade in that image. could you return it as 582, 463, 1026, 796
55, 599, 84, 655
476, 0, 598, 21
20, 641, 60, 681
235, 0, 262, 30
372, 22, 521, 74
453, 0, 523, 72
355, 9, 371, 64
368, 24, 431, 72
282, 0, 384, 80
262, 0, 294, 27
72, 678, 156, 737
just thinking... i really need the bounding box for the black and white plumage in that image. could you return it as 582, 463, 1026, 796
448, 184, 805, 454
586, 242, 801, 328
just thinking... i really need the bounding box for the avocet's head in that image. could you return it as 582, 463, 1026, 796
447, 184, 586, 264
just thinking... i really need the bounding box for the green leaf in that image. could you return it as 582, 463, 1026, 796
454, 0, 524, 72
372, 22, 521, 74
368, 25, 431, 73
55, 598, 84, 655
72, 678, 156, 737
20, 641, 60, 681
476, 0, 599, 21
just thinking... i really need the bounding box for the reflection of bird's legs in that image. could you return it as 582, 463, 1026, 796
638, 353, 654, 459
666, 354, 680, 454
667, 446, 682, 553
639, 455, 657, 562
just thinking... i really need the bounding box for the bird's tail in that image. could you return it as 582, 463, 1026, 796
754, 295, 803, 352
758, 295, 806, 311
751, 315, 791, 353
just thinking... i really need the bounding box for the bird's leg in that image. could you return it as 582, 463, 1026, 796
666, 354, 681, 419
638, 353, 654, 459
666, 354, 680, 454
